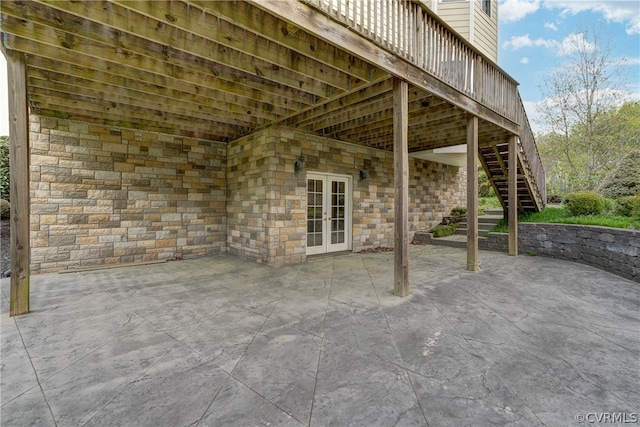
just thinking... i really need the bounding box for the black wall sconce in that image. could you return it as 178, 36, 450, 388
359, 159, 371, 181
294, 155, 306, 174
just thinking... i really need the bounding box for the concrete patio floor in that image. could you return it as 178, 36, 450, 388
1, 245, 638, 426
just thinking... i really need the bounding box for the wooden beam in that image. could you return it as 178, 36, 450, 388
27, 56, 293, 120
251, 0, 521, 135
27, 82, 257, 129
2, 26, 313, 111
160, 0, 379, 83
393, 78, 409, 297
4, 49, 30, 316
2, 2, 337, 101
466, 114, 480, 272
291, 78, 393, 127
508, 135, 518, 256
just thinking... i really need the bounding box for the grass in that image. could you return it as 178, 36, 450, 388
479, 196, 502, 211
492, 207, 640, 233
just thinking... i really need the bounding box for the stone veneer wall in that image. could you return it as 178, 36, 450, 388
226, 128, 307, 264
481, 224, 640, 282
226, 127, 466, 264
29, 116, 227, 273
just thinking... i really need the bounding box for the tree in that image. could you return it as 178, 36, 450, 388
600, 150, 640, 199
536, 25, 631, 193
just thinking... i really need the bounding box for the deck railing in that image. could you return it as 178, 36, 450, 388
302, 0, 519, 121
301, 0, 544, 208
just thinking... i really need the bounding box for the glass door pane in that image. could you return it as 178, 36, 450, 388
307, 178, 324, 249
330, 180, 346, 244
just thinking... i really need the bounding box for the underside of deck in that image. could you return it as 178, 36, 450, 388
1, 0, 516, 152
1, 0, 546, 314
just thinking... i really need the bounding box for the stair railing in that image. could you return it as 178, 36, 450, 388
516, 93, 546, 209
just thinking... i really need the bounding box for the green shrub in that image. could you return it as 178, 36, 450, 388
430, 224, 457, 237
614, 196, 640, 219
0, 199, 9, 220
604, 198, 615, 213
451, 206, 467, 216
600, 150, 640, 199
0, 136, 9, 202
563, 191, 605, 216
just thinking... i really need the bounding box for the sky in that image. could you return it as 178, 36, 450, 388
1, 0, 639, 136
498, 0, 640, 133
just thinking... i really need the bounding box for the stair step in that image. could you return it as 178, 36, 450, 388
427, 234, 489, 249
483, 208, 503, 216
454, 211, 502, 236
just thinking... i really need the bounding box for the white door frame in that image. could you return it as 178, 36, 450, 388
306, 172, 352, 255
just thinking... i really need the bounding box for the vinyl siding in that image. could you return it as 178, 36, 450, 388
437, 1, 471, 39
472, 0, 498, 61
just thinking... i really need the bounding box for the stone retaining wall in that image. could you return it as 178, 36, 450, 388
479, 224, 638, 282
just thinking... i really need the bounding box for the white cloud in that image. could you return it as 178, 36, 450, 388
502, 34, 558, 50
520, 57, 530, 64
618, 56, 640, 66
502, 32, 598, 57
558, 33, 596, 56
499, 0, 540, 23
544, 22, 558, 31
543, 0, 640, 35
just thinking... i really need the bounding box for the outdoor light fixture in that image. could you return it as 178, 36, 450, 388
294, 155, 306, 174
359, 165, 369, 181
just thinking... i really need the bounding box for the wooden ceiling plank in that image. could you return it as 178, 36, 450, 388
337, 115, 468, 150
0, 15, 313, 110
289, 78, 393, 127
318, 99, 458, 138
36, 106, 231, 142
3, 32, 301, 117
29, 91, 250, 136
27, 56, 292, 120
305, 93, 394, 132
27, 0, 344, 99
109, 0, 363, 93
27, 75, 258, 128
293, 83, 444, 130
33, 98, 241, 142
185, 0, 380, 83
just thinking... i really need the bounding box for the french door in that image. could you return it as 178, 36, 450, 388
306, 173, 352, 255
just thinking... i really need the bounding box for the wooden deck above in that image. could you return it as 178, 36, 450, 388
1, 0, 545, 210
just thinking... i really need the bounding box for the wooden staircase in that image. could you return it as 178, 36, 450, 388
480, 141, 545, 214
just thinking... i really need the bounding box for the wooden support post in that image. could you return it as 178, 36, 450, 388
508, 135, 518, 256
466, 114, 480, 271
5, 49, 31, 316
393, 78, 409, 297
